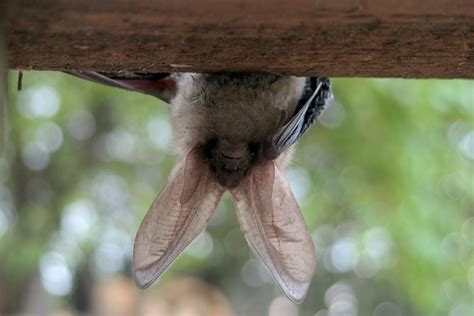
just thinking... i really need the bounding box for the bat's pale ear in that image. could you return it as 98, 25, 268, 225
65, 71, 177, 103
231, 161, 316, 303
133, 148, 225, 288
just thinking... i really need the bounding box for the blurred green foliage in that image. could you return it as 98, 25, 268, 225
0, 71, 472, 315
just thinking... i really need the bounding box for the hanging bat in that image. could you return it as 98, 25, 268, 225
66, 71, 332, 303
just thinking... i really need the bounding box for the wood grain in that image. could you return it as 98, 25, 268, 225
7, 0, 474, 78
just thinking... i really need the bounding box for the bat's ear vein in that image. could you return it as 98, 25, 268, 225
180, 151, 207, 204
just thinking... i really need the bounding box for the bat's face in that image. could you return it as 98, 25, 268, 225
203, 137, 258, 188
171, 73, 311, 188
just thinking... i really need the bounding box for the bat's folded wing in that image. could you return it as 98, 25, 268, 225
65, 71, 176, 103
133, 148, 224, 288
264, 77, 331, 160
231, 161, 316, 303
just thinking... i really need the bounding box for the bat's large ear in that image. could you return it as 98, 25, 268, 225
65, 71, 177, 103
230, 161, 316, 303
133, 148, 225, 288
263, 77, 332, 160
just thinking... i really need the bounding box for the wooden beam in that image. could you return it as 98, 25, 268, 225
7, 0, 474, 78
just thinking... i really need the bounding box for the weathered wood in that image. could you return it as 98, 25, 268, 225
7, 0, 474, 78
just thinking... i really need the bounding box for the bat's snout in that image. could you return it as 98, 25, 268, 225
205, 139, 254, 188
219, 143, 247, 171
220, 156, 243, 171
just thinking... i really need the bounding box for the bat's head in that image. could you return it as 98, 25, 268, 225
169, 73, 330, 189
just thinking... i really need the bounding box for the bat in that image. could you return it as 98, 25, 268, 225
67, 71, 332, 303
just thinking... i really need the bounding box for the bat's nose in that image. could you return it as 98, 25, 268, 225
220, 150, 244, 171
221, 158, 241, 171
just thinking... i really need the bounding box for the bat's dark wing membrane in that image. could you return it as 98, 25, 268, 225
264, 77, 332, 160
64, 71, 176, 103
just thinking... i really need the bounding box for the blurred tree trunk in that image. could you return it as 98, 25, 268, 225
0, 0, 8, 155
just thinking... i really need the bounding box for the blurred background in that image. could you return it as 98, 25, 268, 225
0, 72, 472, 316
